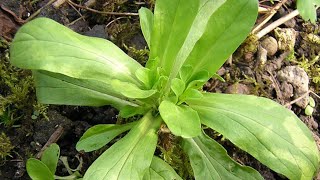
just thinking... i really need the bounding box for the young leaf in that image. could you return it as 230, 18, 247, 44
83, 112, 162, 180
143, 156, 183, 180
33, 71, 138, 109
41, 143, 60, 174
26, 158, 54, 180
149, 0, 257, 88
10, 17, 142, 86
135, 67, 152, 88
186, 93, 320, 179
159, 100, 201, 138
182, 131, 264, 180
171, 78, 185, 97
139, 7, 154, 48
111, 79, 156, 99
297, 0, 319, 23
76, 122, 137, 152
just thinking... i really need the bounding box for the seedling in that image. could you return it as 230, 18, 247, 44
10, 0, 320, 179
27, 143, 82, 180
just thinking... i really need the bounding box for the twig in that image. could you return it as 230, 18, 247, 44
36, 125, 64, 159
67, 0, 138, 16
25, 0, 58, 22
256, 9, 299, 39
310, 91, 320, 100
252, 0, 288, 34
285, 90, 310, 107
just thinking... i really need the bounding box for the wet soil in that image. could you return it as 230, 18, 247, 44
1, 0, 320, 179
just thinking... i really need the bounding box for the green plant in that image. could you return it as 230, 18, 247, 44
0, 132, 14, 161
10, 0, 320, 179
297, 0, 320, 23
27, 143, 82, 180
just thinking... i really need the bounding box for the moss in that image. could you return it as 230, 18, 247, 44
0, 48, 36, 126
158, 136, 193, 179
0, 133, 14, 161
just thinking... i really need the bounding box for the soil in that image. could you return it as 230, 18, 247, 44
0, 0, 320, 179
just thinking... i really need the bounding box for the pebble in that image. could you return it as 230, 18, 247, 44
277, 66, 309, 108
260, 36, 278, 56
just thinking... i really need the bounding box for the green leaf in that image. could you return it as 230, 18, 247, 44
297, 0, 319, 23
139, 7, 154, 48
159, 100, 201, 138
41, 143, 60, 174
111, 79, 156, 99
10, 17, 142, 86
171, 78, 185, 97
135, 67, 152, 89
76, 122, 137, 152
149, 0, 257, 87
26, 158, 54, 180
33, 71, 138, 109
83, 112, 162, 180
187, 93, 320, 180
143, 156, 182, 180
182, 131, 263, 180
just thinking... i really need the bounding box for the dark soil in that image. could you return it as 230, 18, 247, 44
0, 0, 320, 179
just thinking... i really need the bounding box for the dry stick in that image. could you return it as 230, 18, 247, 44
256, 9, 299, 39
67, 0, 138, 16
36, 125, 64, 159
284, 90, 310, 108
252, 0, 288, 34
25, 0, 58, 22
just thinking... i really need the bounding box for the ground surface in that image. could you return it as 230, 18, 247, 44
0, 0, 320, 179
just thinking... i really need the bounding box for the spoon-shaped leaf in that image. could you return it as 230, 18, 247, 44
83, 112, 161, 180
187, 93, 320, 179
182, 131, 263, 180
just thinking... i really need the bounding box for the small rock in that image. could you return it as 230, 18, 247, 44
277, 66, 309, 108
279, 81, 294, 99
225, 83, 250, 94
274, 28, 296, 51
260, 36, 278, 56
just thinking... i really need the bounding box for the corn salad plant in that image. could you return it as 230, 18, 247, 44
10, 0, 320, 179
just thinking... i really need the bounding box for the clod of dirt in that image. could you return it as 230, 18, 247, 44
225, 83, 250, 94
300, 115, 318, 130
0, 10, 18, 40
277, 66, 309, 108
84, 25, 108, 39
33, 110, 72, 145
260, 36, 278, 56
274, 27, 296, 51
279, 81, 294, 100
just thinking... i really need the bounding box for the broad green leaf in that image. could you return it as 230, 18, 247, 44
26, 158, 54, 180
159, 100, 201, 138
76, 122, 137, 152
183, 0, 258, 81
297, 0, 319, 23
182, 131, 263, 180
149, 0, 257, 89
83, 112, 162, 180
143, 156, 183, 180
10, 17, 142, 86
187, 93, 320, 180
33, 71, 138, 109
111, 79, 156, 99
139, 7, 154, 48
41, 143, 60, 174
171, 78, 185, 97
